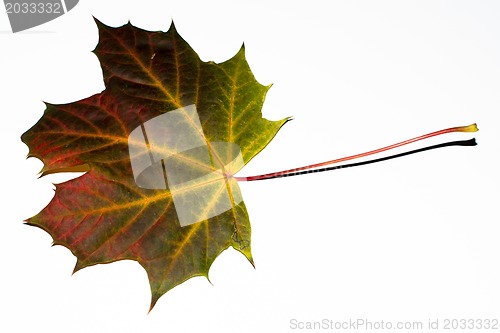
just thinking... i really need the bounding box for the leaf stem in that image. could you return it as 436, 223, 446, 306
235, 123, 478, 182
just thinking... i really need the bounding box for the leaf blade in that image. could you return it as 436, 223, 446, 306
22, 19, 288, 309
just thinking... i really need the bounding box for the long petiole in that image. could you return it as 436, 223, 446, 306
235, 124, 478, 182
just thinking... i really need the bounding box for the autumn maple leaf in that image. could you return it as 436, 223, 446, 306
21, 19, 289, 310
22, 18, 479, 312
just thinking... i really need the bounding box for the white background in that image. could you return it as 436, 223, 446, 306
1, 1, 499, 332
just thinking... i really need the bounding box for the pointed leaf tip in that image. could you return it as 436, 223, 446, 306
92, 16, 108, 29
168, 20, 178, 34
239, 43, 247, 57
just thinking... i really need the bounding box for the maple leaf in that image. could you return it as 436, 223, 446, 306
21, 19, 289, 310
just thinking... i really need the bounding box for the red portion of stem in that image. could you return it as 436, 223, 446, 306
235, 124, 477, 182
